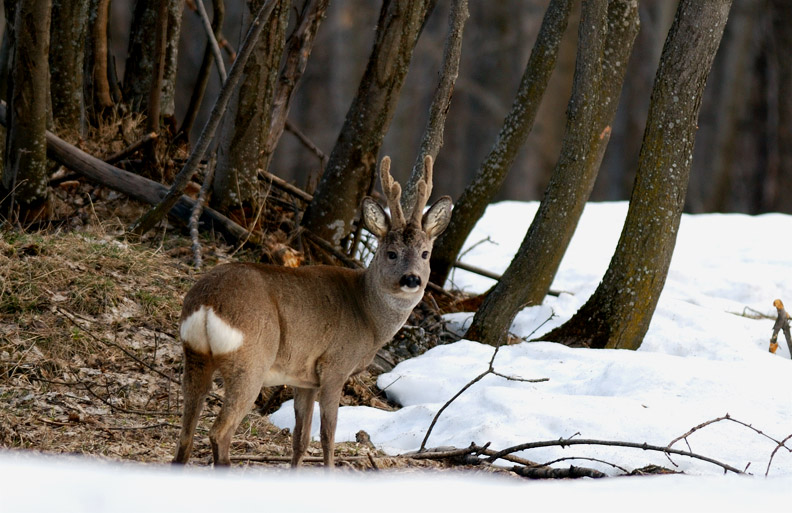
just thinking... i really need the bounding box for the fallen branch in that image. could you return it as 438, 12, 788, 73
665, 413, 792, 477
484, 437, 744, 475
0, 101, 254, 244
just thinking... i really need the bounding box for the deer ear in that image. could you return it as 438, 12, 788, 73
361, 197, 389, 239
422, 196, 452, 240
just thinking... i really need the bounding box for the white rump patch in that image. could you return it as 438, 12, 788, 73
180, 306, 244, 355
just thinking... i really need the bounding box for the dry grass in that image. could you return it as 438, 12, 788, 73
0, 221, 435, 471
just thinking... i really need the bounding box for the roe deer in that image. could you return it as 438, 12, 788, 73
173, 155, 452, 467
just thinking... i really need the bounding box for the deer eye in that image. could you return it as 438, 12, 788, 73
421, 251, 429, 259
387, 251, 398, 260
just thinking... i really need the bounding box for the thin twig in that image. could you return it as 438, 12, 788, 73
194, 0, 227, 82
130, 0, 279, 236
484, 438, 744, 475
105, 132, 158, 164
418, 315, 551, 452
284, 119, 327, 168
55, 307, 180, 385
258, 169, 313, 203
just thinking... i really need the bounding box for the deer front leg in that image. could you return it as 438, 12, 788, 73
291, 387, 318, 467
318, 382, 345, 468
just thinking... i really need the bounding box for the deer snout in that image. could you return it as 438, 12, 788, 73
399, 273, 422, 291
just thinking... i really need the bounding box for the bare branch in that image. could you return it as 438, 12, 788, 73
484, 438, 744, 475
190, 156, 216, 268
195, 0, 227, 82
404, 0, 469, 215
130, 0, 280, 237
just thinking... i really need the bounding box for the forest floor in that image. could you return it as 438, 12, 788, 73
0, 180, 501, 476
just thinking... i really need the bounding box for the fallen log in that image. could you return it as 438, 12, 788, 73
0, 101, 251, 244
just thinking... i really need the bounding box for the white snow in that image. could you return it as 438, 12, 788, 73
4, 201, 792, 510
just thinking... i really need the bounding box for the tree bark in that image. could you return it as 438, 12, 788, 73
466, 0, 639, 345
765, 0, 792, 213
402, 0, 469, 218
130, 0, 280, 236
50, 0, 90, 136
260, 0, 329, 174
542, 0, 733, 350
2, 0, 52, 222
300, 0, 437, 247
123, 0, 184, 118
212, 0, 291, 213
428, 0, 572, 286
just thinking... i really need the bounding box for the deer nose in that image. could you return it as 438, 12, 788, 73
400, 274, 421, 290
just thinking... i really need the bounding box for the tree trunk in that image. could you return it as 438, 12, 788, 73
466, 0, 639, 346
542, 0, 733, 350
84, 0, 114, 117
402, 0, 469, 217
123, 0, 184, 118
300, 0, 436, 247
765, 0, 792, 212
2, 0, 52, 222
50, 0, 90, 137
428, 0, 572, 286
212, 0, 291, 213
260, 0, 329, 174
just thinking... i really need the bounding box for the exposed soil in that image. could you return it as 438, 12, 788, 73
0, 182, 478, 474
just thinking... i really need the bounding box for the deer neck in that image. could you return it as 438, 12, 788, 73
362, 268, 421, 340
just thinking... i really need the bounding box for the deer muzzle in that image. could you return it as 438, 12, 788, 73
399, 273, 422, 291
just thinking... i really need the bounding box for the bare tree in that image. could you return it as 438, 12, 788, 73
212, 0, 291, 213
123, 0, 184, 120
543, 0, 733, 350
428, 0, 573, 286
1, 0, 52, 222
466, 0, 640, 346
50, 0, 90, 136
300, 0, 437, 247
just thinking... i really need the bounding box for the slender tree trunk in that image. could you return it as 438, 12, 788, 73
123, 0, 184, 118
428, 0, 572, 286
300, 0, 436, 247
466, 0, 639, 346
260, 0, 329, 174
84, 0, 114, 118
765, 0, 792, 212
402, 0, 469, 217
213, 0, 291, 213
50, 0, 90, 137
2, 0, 52, 222
543, 0, 733, 350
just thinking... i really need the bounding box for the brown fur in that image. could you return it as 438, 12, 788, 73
173, 156, 452, 468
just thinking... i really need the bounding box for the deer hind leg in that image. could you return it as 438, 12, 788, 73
291, 387, 318, 467
318, 381, 346, 468
173, 348, 214, 464
209, 362, 263, 466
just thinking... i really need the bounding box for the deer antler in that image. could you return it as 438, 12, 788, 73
410, 155, 434, 226
380, 156, 406, 228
